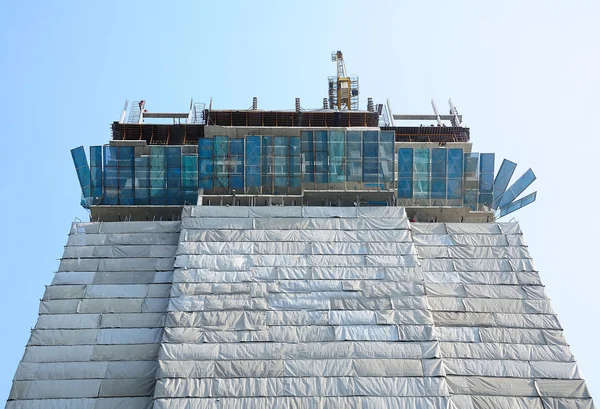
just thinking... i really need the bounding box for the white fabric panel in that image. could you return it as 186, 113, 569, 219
248, 206, 302, 218
536, 379, 591, 398
518, 272, 543, 285
446, 224, 502, 234
51, 272, 95, 285
531, 361, 581, 379
463, 298, 552, 314
190, 206, 250, 218
360, 229, 412, 242
5, 398, 153, 409
479, 327, 546, 344
510, 258, 537, 272
95, 221, 180, 234
437, 327, 480, 342
10, 379, 101, 399
541, 398, 595, 409
454, 258, 512, 272
413, 234, 454, 246
451, 234, 509, 246
410, 224, 448, 234
95, 328, 163, 344
423, 271, 461, 284
91, 271, 157, 285
425, 283, 466, 297
451, 395, 476, 409
431, 311, 495, 327
335, 325, 398, 341
36, 314, 101, 329
427, 297, 465, 312
182, 217, 253, 230
14, 361, 108, 381
105, 360, 158, 378
440, 342, 574, 362
463, 284, 528, 299
43, 285, 86, 300
85, 284, 149, 298
29, 329, 99, 346
420, 259, 455, 272
255, 242, 311, 255
444, 358, 532, 378
357, 207, 406, 218
459, 271, 519, 285
98, 378, 155, 396
507, 234, 527, 247
498, 222, 522, 235
22, 345, 94, 363
78, 298, 144, 313
397, 325, 436, 341
39, 300, 80, 314
446, 375, 538, 396
472, 396, 544, 409
302, 207, 358, 218
417, 246, 450, 258
358, 217, 410, 230
177, 241, 254, 255
494, 313, 561, 329
175, 255, 252, 270
365, 255, 417, 267
91, 344, 160, 361
311, 242, 367, 255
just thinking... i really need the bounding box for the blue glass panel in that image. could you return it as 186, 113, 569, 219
314, 173, 328, 183
492, 159, 517, 209
414, 149, 430, 175
119, 146, 134, 166
447, 179, 462, 200
431, 149, 447, 178
90, 146, 103, 200
398, 179, 413, 198
413, 179, 429, 199
104, 167, 118, 188
214, 136, 229, 157
198, 139, 213, 159
479, 173, 494, 193
431, 178, 446, 199
71, 146, 91, 200
499, 191, 537, 217
478, 193, 493, 206
290, 176, 301, 187
230, 175, 244, 189
398, 148, 413, 178
363, 160, 379, 182
363, 130, 378, 144
89, 145, 102, 167
229, 138, 244, 155
315, 152, 328, 173
289, 136, 301, 156
315, 131, 327, 152
380, 160, 394, 183
480, 153, 495, 174
464, 153, 479, 176
103, 146, 119, 166
346, 161, 362, 182
497, 168, 536, 208
447, 148, 464, 179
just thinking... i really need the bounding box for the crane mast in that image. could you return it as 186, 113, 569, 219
328, 50, 359, 111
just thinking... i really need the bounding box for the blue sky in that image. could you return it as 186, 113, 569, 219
1, 0, 599, 402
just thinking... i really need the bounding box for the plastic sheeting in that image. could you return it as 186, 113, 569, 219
414, 222, 593, 408
7, 210, 595, 409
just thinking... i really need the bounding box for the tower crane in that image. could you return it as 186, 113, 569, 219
328, 51, 359, 110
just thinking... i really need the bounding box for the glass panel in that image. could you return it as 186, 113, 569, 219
398, 178, 413, 199
480, 153, 495, 174
479, 173, 494, 193
464, 153, 479, 176
398, 148, 413, 178
413, 179, 429, 199
414, 148, 430, 176
499, 191, 537, 217
447, 148, 464, 179
431, 178, 446, 199
497, 168, 536, 208
431, 148, 447, 178
347, 160, 362, 182
363, 159, 379, 182
492, 159, 517, 209
447, 179, 462, 200
71, 146, 91, 200
198, 138, 213, 159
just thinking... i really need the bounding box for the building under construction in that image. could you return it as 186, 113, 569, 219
5, 52, 594, 409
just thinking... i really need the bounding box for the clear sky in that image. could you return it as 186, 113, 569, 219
1, 0, 599, 403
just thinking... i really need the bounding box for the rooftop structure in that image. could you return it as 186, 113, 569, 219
7, 52, 593, 409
